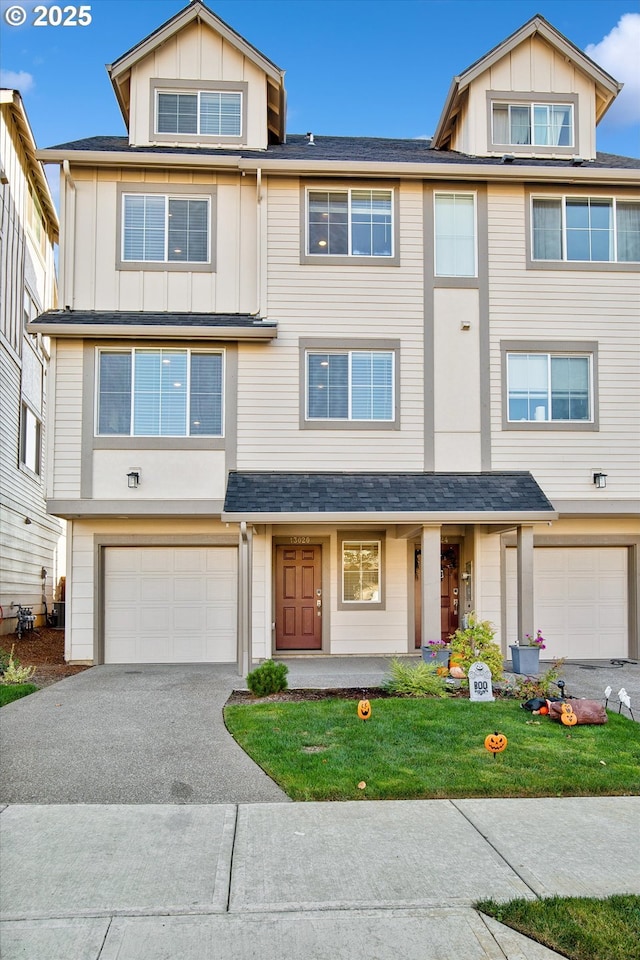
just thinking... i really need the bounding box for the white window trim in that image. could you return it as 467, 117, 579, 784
154, 89, 243, 138
304, 187, 395, 259
340, 537, 384, 608
504, 348, 596, 428
95, 347, 225, 439
433, 191, 478, 278
149, 79, 249, 146
305, 349, 396, 423
120, 193, 211, 265
20, 400, 42, 478
492, 101, 574, 148
531, 195, 640, 264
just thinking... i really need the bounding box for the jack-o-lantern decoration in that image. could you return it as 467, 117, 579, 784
561, 703, 577, 727
357, 699, 372, 721
484, 731, 508, 754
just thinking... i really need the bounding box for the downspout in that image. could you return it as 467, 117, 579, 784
62, 161, 76, 308
255, 167, 263, 317
238, 521, 253, 676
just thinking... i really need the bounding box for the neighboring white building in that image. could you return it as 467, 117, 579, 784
0, 89, 62, 636
32, 4, 639, 669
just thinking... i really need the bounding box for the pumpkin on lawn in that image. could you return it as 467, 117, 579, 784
357, 699, 372, 721
484, 731, 508, 754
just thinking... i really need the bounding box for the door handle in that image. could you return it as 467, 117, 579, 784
453, 598, 459, 615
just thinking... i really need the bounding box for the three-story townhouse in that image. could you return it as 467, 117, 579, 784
32, 3, 639, 670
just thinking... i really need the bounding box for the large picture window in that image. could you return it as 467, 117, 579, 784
156, 90, 242, 137
97, 349, 223, 437
434, 193, 476, 277
342, 541, 381, 603
532, 197, 640, 263
507, 353, 592, 423
306, 350, 394, 421
307, 189, 393, 257
122, 194, 209, 264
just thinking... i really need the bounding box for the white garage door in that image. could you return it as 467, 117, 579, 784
506, 547, 628, 660
104, 547, 237, 664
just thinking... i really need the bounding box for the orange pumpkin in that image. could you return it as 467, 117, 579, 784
561, 703, 577, 727
538, 705, 549, 716
484, 732, 508, 754
357, 699, 371, 721
450, 666, 466, 679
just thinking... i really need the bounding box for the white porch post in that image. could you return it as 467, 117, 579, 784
421, 525, 441, 646
516, 524, 535, 644
237, 522, 253, 677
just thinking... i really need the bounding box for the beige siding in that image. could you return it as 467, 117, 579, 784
487, 183, 640, 500
92, 450, 227, 500
128, 20, 269, 149
51, 340, 83, 498
237, 179, 425, 470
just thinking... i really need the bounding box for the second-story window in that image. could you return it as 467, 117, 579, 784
507, 352, 592, 423
97, 349, 223, 437
492, 102, 573, 147
307, 189, 393, 257
122, 194, 209, 263
306, 350, 394, 421
434, 193, 477, 277
156, 91, 242, 137
532, 197, 640, 263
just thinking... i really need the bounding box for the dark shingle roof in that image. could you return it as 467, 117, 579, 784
32, 309, 274, 328
43, 134, 640, 169
223, 471, 555, 515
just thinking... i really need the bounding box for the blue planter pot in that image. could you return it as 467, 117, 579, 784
422, 646, 450, 668
509, 644, 540, 675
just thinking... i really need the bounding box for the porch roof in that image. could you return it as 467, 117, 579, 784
222, 471, 557, 523
28, 310, 277, 341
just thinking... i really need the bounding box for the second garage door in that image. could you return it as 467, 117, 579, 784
506, 546, 628, 660
104, 546, 237, 663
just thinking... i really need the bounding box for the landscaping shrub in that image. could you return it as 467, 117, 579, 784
0, 647, 12, 675
449, 614, 504, 681
381, 658, 449, 697
514, 659, 566, 701
246, 659, 289, 697
0, 645, 36, 685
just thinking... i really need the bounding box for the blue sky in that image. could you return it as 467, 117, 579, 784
2, 0, 639, 168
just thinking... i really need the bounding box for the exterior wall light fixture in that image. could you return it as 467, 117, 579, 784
127, 470, 141, 489
593, 472, 607, 489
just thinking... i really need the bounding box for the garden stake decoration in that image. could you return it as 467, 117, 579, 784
561, 703, 577, 727
357, 699, 372, 721
484, 732, 508, 759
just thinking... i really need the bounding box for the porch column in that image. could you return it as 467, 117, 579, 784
516, 524, 535, 644
237, 522, 253, 677
421, 525, 441, 646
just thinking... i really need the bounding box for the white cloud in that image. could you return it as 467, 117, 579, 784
0, 69, 35, 94
585, 13, 640, 125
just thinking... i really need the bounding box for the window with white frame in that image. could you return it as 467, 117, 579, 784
306, 350, 394, 421
342, 540, 381, 603
122, 194, 210, 263
20, 403, 41, 475
492, 101, 573, 147
507, 352, 592, 423
97, 349, 223, 437
307, 189, 393, 257
532, 197, 640, 263
434, 193, 476, 276
156, 90, 242, 137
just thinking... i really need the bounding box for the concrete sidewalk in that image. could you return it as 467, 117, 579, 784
2, 797, 639, 959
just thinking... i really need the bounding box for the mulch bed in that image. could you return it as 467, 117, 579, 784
226, 687, 391, 705
0, 628, 91, 688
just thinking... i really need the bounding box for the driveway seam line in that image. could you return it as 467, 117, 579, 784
225, 805, 239, 913
96, 915, 113, 959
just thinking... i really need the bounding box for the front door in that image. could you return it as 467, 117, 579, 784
414, 544, 460, 648
275, 545, 323, 650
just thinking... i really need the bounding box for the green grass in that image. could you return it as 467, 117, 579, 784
477, 895, 640, 960
223, 698, 640, 801
0, 683, 38, 707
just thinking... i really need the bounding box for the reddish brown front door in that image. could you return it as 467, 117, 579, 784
414, 544, 460, 648
275, 545, 323, 650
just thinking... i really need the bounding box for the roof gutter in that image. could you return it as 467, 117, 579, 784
221, 510, 558, 524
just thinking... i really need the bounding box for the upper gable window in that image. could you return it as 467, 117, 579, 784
307, 189, 394, 258
156, 91, 242, 137
492, 102, 573, 148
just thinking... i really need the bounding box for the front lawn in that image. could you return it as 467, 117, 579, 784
0, 683, 38, 707
478, 895, 640, 960
223, 697, 640, 801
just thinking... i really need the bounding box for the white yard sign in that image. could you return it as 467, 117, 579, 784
468, 662, 494, 702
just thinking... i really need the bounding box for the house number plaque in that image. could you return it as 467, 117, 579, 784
289, 537, 310, 544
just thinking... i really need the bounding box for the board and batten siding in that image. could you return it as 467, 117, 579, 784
68, 168, 257, 314
236, 178, 425, 470
487, 183, 640, 500
51, 340, 83, 498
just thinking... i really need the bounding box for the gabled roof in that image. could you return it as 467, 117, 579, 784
222, 471, 557, 523
432, 14, 623, 150
107, 0, 286, 141
0, 89, 59, 242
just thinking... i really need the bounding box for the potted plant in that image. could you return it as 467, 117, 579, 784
509, 630, 546, 675
421, 638, 451, 669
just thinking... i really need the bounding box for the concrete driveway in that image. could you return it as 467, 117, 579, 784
0, 665, 287, 804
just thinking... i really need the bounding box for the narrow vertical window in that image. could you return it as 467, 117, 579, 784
434, 193, 476, 276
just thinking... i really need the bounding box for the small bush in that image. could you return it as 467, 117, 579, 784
449, 614, 504, 682
246, 659, 289, 697
0, 683, 38, 707
381, 658, 449, 698
514, 659, 566, 700
0, 645, 36, 685
0, 647, 13, 674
